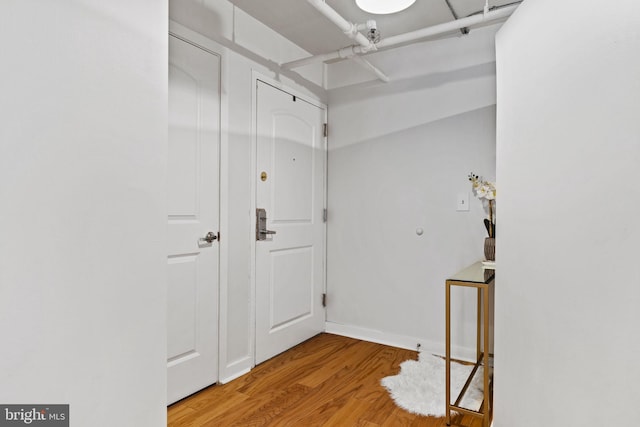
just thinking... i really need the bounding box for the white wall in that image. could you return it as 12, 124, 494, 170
494, 1, 640, 425
0, 1, 167, 426
326, 27, 499, 356
169, 0, 328, 382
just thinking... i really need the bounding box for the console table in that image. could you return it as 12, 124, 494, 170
445, 261, 495, 427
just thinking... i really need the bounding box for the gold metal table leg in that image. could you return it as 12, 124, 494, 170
445, 281, 451, 426
477, 287, 481, 361
483, 284, 490, 427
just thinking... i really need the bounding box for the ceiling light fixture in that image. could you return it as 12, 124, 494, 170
355, 0, 416, 15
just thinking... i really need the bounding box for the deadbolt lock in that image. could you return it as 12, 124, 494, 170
260, 171, 268, 182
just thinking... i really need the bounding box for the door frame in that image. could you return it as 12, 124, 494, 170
250, 71, 328, 367
168, 20, 228, 385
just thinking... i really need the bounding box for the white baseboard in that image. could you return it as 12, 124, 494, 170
325, 321, 425, 352
324, 321, 477, 362
219, 367, 250, 384
218, 356, 252, 384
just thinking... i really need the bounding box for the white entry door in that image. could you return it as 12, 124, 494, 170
167, 35, 220, 404
255, 81, 326, 364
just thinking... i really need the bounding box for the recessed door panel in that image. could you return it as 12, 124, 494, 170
167, 255, 198, 360
272, 115, 314, 223
270, 246, 314, 329
168, 67, 199, 217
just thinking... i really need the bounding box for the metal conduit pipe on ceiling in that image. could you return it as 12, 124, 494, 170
306, 0, 375, 52
305, 0, 389, 82
282, 3, 520, 73
281, 46, 357, 71
371, 4, 517, 50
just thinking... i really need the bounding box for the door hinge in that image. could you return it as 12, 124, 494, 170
217, 231, 220, 242
323, 208, 327, 223
323, 123, 328, 138
322, 293, 327, 308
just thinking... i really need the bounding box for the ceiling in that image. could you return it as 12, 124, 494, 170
228, 0, 519, 56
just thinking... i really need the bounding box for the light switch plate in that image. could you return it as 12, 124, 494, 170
457, 192, 469, 211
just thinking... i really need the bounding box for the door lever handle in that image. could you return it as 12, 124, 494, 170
199, 231, 218, 245
256, 208, 276, 240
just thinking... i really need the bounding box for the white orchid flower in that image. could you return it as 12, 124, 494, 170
483, 187, 496, 200
468, 172, 496, 237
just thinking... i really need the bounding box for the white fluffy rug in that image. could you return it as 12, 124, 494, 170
381, 353, 484, 417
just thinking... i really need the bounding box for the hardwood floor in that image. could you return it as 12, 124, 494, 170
168, 334, 484, 427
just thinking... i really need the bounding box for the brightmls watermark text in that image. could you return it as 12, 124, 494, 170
0, 405, 68, 426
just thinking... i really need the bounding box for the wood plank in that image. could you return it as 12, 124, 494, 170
167, 333, 491, 427
173, 391, 250, 426
203, 384, 311, 426
297, 339, 382, 388
322, 396, 375, 426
